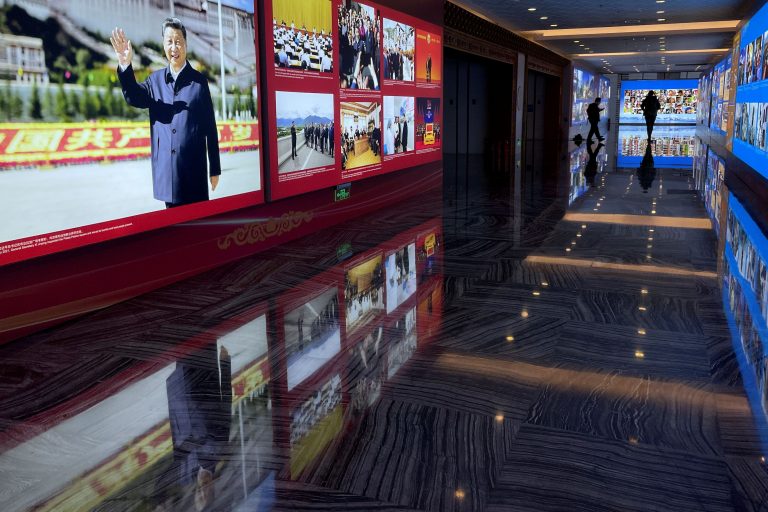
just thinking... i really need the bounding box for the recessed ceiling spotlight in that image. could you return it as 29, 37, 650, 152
657, 18, 666, 21
656, 0, 665, 3
550, 24, 558, 27
579, 44, 585, 46
656, 10, 665, 13
540, 16, 548, 19
528, 7, 536, 11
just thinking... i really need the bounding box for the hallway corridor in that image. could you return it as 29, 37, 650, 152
0, 140, 767, 511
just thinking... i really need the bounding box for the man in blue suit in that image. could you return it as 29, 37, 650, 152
111, 18, 221, 208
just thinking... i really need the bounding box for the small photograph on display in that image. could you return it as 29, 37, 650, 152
415, 29, 442, 84
345, 254, 385, 333
415, 98, 442, 150
755, 35, 764, 83
385, 243, 417, 314
340, 101, 382, 170
284, 288, 341, 391
275, 91, 335, 174
338, 1, 381, 90
383, 19, 415, 82
272, 0, 334, 73
383, 96, 415, 155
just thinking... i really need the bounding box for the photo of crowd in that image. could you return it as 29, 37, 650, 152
734, 102, 768, 152
272, 0, 333, 73
415, 98, 441, 150
345, 254, 385, 332
738, 30, 768, 86
290, 373, 342, 447
275, 91, 335, 174
383, 96, 415, 155
284, 288, 341, 391
385, 243, 417, 314
415, 29, 441, 84
338, 2, 382, 90
340, 101, 382, 170
383, 19, 415, 82
622, 88, 698, 116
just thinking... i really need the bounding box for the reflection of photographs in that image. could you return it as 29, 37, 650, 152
383, 96, 414, 155
275, 91, 334, 174
387, 307, 417, 379
272, 0, 333, 73
349, 325, 384, 413
417, 231, 439, 283
290, 374, 342, 446
284, 288, 341, 391
338, 2, 381, 90
383, 19, 414, 81
386, 243, 416, 313
415, 98, 441, 150
345, 254, 385, 332
415, 29, 441, 84
0, 5, 261, 244
340, 101, 381, 170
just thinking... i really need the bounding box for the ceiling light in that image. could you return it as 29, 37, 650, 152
540, 16, 548, 19
528, 7, 536, 11
657, 18, 666, 21
657, 10, 665, 13
574, 40, 580, 42
657, 0, 665, 3
550, 24, 558, 27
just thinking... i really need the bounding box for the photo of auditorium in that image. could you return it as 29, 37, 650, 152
383, 19, 415, 81
272, 0, 333, 73
340, 101, 382, 170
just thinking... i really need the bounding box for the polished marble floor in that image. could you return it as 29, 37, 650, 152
1, 140, 768, 511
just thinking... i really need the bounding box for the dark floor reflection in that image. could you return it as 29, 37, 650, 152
2, 137, 768, 511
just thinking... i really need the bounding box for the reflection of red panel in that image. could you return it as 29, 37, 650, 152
417, 274, 443, 347
0, 300, 269, 453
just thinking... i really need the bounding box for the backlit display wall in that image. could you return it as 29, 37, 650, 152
697, 70, 713, 127
571, 67, 596, 126
619, 80, 698, 124
711, 55, 733, 134
733, 0, 768, 178
264, 0, 443, 200
0, 1, 264, 266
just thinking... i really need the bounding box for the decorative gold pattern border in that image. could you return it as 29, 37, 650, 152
218, 211, 315, 250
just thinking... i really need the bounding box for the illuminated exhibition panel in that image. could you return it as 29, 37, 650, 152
619, 80, 698, 124
733, 1, 768, 178
0, 1, 265, 265
264, 0, 444, 200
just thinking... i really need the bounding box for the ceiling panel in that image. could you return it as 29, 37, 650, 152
455, 0, 751, 31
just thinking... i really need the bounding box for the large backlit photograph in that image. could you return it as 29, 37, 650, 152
0, 0, 262, 263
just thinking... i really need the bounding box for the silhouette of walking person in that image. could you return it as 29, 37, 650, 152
586, 97, 605, 142
584, 141, 604, 187
637, 144, 656, 193
641, 91, 661, 140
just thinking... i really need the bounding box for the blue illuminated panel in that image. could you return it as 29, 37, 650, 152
619, 80, 699, 124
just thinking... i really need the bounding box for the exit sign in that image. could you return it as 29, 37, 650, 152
335, 183, 351, 202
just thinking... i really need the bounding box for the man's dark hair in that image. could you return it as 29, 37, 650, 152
162, 17, 187, 41
595, 97, 602, 102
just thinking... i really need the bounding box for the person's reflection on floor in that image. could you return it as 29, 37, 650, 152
637, 143, 656, 193
155, 345, 233, 511
584, 141, 604, 187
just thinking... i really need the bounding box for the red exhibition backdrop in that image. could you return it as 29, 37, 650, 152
264, 0, 444, 200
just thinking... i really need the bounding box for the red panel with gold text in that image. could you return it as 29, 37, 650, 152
265, 0, 443, 200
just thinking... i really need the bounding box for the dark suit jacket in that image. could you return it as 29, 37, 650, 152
118, 63, 221, 204
402, 121, 408, 148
